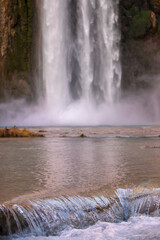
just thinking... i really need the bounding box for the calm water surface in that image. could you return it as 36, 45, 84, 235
0, 130, 160, 203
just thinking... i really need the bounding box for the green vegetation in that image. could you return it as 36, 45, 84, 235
7, 0, 34, 74
0, 0, 35, 100
129, 10, 152, 38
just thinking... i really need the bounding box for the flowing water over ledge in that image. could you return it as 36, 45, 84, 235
1, 127, 160, 239
1, 189, 160, 239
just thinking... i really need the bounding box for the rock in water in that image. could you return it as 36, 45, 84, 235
0, 127, 44, 137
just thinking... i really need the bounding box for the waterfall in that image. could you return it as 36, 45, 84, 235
41, 0, 121, 115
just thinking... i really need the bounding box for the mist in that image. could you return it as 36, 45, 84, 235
1, 0, 160, 127
0, 76, 160, 127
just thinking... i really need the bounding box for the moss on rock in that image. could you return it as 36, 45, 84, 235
120, 0, 160, 90
0, 0, 35, 101
129, 10, 152, 38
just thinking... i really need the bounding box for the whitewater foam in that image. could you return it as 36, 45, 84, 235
15, 216, 160, 240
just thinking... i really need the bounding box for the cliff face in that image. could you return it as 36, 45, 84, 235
120, 0, 160, 90
0, 0, 35, 101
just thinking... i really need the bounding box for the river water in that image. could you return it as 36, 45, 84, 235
1, 126, 160, 239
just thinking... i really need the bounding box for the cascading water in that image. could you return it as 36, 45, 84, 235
1, 0, 160, 126
1, 189, 160, 238
41, 0, 121, 120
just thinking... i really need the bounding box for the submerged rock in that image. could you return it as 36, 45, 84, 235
143, 145, 160, 149
0, 127, 44, 137
79, 133, 87, 138
38, 130, 47, 133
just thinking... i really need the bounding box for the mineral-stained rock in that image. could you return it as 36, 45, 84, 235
150, 0, 160, 14
151, 11, 157, 30
0, 0, 36, 101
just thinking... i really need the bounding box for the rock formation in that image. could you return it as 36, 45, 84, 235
0, 0, 36, 101
120, 0, 160, 90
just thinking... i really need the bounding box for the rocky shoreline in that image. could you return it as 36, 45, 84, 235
1, 126, 160, 139
26, 125, 160, 138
